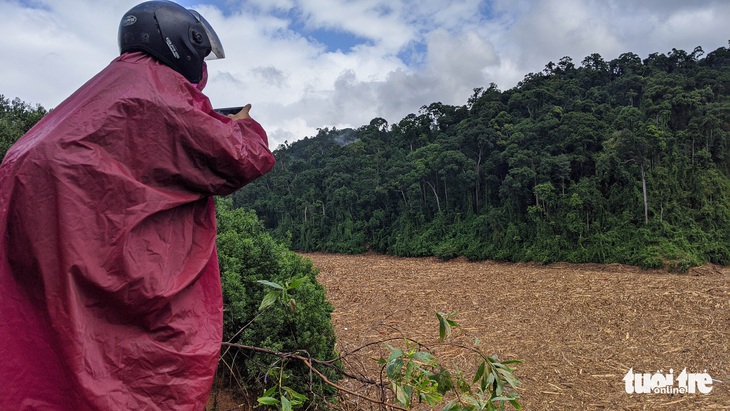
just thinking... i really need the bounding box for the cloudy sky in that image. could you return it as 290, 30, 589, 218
1, 0, 728, 149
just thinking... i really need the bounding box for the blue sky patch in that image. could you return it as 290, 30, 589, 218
303, 27, 372, 53
17, 0, 50, 10
281, 9, 371, 53
398, 40, 428, 67
179, 1, 371, 53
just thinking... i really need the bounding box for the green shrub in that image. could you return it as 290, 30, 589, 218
215, 198, 339, 407
433, 239, 459, 261
705, 241, 730, 265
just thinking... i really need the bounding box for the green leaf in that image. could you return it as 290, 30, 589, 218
259, 291, 281, 310
432, 367, 454, 393
509, 399, 523, 410
466, 396, 482, 407
441, 399, 457, 411
257, 396, 279, 406
411, 351, 436, 364
436, 311, 460, 341
403, 385, 413, 406
420, 389, 443, 405
473, 361, 486, 384
387, 348, 403, 364
257, 280, 284, 290
262, 387, 277, 398
285, 388, 307, 404
288, 277, 306, 290
283, 387, 307, 401
387, 358, 404, 377
394, 384, 409, 406
281, 395, 292, 411
500, 359, 522, 365
485, 372, 495, 390
500, 371, 521, 389
436, 312, 450, 341
495, 377, 504, 395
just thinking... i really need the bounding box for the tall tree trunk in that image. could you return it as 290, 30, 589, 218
641, 163, 649, 225
443, 179, 448, 209
475, 148, 483, 212
425, 180, 441, 213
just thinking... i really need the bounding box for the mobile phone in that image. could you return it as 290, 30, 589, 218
213, 107, 244, 116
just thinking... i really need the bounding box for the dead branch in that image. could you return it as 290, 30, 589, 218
222, 342, 408, 411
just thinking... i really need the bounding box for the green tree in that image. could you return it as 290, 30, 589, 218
0, 95, 47, 159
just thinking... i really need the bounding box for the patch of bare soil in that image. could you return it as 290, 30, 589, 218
303, 253, 729, 411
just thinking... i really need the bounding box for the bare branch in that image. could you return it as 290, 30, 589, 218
221, 342, 408, 411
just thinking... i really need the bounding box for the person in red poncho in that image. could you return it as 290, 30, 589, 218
0, 1, 275, 409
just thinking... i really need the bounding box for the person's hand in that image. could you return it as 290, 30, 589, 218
227, 103, 252, 120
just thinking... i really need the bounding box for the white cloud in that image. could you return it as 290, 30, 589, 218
2, 0, 729, 149
426, 29, 498, 91
296, 0, 414, 51
491, 0, 729, 75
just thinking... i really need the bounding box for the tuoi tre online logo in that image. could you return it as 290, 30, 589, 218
623, 368, 714, 394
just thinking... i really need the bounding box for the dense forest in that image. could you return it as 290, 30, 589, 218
2, 45, 729, 270
233, 45, 730, 270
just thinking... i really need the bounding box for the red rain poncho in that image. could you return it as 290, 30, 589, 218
0, 52, 275, 410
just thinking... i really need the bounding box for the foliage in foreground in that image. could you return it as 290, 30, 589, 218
215, 198, 339, 407
236, 309, 522, 411
381, 312, 522, 411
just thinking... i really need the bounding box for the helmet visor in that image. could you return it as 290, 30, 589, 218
189, 10, 225, 60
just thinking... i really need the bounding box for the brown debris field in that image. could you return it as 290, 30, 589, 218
301, 252, 729, 411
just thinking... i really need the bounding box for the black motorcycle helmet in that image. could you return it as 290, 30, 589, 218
118, 0, 225, 83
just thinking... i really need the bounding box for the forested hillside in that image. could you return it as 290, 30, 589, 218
3, 46, 728, 269
233, 45, 730, 269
